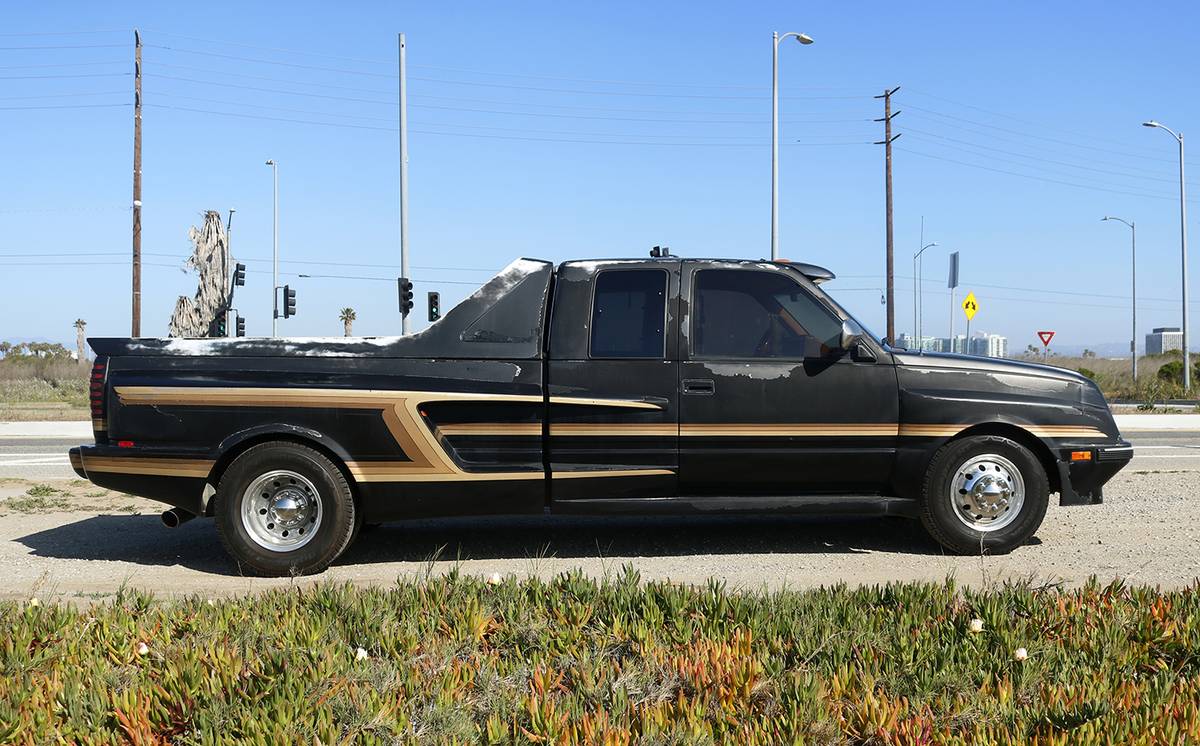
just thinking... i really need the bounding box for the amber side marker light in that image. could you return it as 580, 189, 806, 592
1070, 451, 1093, 461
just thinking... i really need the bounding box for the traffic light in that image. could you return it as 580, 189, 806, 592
398, 277, 414, 316
233, 263, 246, 286
214, 315, 226, 337
427, 291, 440, 322
235, 315, 245, 337
283, 285, 297, 318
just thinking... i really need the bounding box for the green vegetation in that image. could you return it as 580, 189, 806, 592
1038, 351, 1196, 402
0, 341, 88, 419
1, 571, 1197, 743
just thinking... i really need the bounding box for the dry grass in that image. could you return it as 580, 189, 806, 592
1017, 352, 1188, 401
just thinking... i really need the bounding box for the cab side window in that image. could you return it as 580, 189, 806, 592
692, 269, 841, 359
590, 269, 668, 358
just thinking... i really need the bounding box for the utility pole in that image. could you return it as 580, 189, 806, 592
131, 29, 143, 337
398, 32, 410, 334
266, 160, 278, 336
874, 86, 900, 345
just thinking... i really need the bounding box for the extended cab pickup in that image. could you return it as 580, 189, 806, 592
72, 257, 1132, 575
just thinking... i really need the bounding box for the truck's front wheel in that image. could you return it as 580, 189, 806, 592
920, 435, 1049, 555
214, 442, 356, 576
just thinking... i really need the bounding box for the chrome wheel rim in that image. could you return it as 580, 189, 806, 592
240, 470, 321, 552
949, 454, 1025, 532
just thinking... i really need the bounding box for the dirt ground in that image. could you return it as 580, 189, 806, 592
1, 468, 1195, 603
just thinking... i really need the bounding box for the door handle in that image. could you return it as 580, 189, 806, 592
681, 378, 715, 395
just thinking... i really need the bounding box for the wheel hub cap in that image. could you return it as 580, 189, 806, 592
950, 454, 1025, 532
241, 470, 322, 552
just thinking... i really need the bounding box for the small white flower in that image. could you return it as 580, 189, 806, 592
206, 598, 215, 606
354, 646, 369, 661
136, 642, 150, 656
27, 597, 40, 608
487, 572, 502, 586
968, 618, 984, 633
1014, 647, 1028, 662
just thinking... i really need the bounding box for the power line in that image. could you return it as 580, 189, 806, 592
0, 59, 126, 70
905, 103, 1200, 168
0, 43, 125, 50
0, 102, 128, 111
0, 90, 126, 101
897, 146, 1195, 203
145, 43, 398, 79
904, 127, 1200, 189
146, 102, 871, 145
0, 72, 131, 80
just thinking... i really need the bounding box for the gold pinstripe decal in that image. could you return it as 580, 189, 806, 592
112, 386, 670, 482
83, 456, 214, 478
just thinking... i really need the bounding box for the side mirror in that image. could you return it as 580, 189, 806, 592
839, 319, 860, 351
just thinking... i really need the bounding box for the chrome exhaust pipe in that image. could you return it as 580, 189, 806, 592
161, 508, 197, 528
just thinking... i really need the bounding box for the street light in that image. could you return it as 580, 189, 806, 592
1143, 120, 1189, 392
265, 159, 279, 337
1102, 216, 1137, 382
771, 31, 814, 260
913, 241, 937, 350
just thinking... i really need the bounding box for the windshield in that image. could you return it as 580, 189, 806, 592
783, 269, 883, 345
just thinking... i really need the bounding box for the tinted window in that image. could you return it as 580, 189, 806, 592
590, 270, 667, 358
693, 270, 841, 358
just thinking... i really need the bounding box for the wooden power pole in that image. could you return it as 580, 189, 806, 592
875, 86, 901, 345
131, 29, 143, 337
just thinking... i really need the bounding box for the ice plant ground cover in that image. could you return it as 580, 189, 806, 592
1, 569, 1197, 744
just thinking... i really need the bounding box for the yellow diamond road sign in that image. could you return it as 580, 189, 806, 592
962, 291, 979, 321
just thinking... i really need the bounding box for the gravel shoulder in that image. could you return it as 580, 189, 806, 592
1, 469, 1196, 603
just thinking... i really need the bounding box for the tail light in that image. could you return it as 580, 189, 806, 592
90, 356, 108, 439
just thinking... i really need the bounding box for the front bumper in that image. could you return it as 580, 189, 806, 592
1056, 441, 1133, 506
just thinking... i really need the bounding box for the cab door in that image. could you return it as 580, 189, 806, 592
677, 262, 899, 495
547, 261, 680, 501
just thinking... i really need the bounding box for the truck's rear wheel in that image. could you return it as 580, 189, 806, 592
214, 441, 356, 576
920, 435, 1049, 555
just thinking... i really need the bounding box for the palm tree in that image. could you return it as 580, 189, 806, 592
74, 319, 87, 365
338, 307, 356, 337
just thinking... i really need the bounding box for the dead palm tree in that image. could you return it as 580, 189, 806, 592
74, 319, 87, 365
338, 307, 356, 337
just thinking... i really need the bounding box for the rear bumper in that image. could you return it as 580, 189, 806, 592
1056, 441, 1133, 506
69, 445, 212, 515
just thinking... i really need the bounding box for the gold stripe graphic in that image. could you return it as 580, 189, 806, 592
83, 456, 214, 479
114, 386, 668, 483
92, 418, 107, 431
682, 424, 899, 437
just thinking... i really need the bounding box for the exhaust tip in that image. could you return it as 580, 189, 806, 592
161, 508, 196, 528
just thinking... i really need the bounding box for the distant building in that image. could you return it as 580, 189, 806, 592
897, 332, 1008, 358
969, 334, 1009, 359
1146, 327, 1183, 355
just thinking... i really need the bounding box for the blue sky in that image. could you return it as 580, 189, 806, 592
1, 1, 1197, 354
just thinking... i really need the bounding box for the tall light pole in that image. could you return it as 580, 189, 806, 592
398, 32, 411, 333
771, 31, 813, 260
1144, 120, 1189, 392
265, 159, 279, 337
1103, 216, 1137, 382
913, 240, 937, 349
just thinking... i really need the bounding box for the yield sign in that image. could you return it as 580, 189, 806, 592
1037, 331, 1055, 347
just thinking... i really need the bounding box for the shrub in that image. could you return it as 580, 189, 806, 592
1077, 367, 1097, 381
1, 572, 1198, 743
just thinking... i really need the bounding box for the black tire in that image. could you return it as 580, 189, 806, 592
919, 435, 1049, 555
214, 441, 356, 576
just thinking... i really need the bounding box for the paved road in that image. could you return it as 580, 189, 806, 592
0, 430, 1197, 601
7, 432, 1200, 481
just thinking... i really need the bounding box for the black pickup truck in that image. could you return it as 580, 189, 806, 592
72, 257, 1132, 575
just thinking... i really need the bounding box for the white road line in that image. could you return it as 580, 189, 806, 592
0, 453, 71, 457
0, 460, 71, 466
1130, 454, 1200, 459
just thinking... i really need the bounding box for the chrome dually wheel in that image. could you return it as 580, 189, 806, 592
215, 441, 356, 576
241, 469, 322, 551
949, 454, 1025, 532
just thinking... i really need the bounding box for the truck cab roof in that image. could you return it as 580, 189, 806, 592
558, 258, 836, 284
